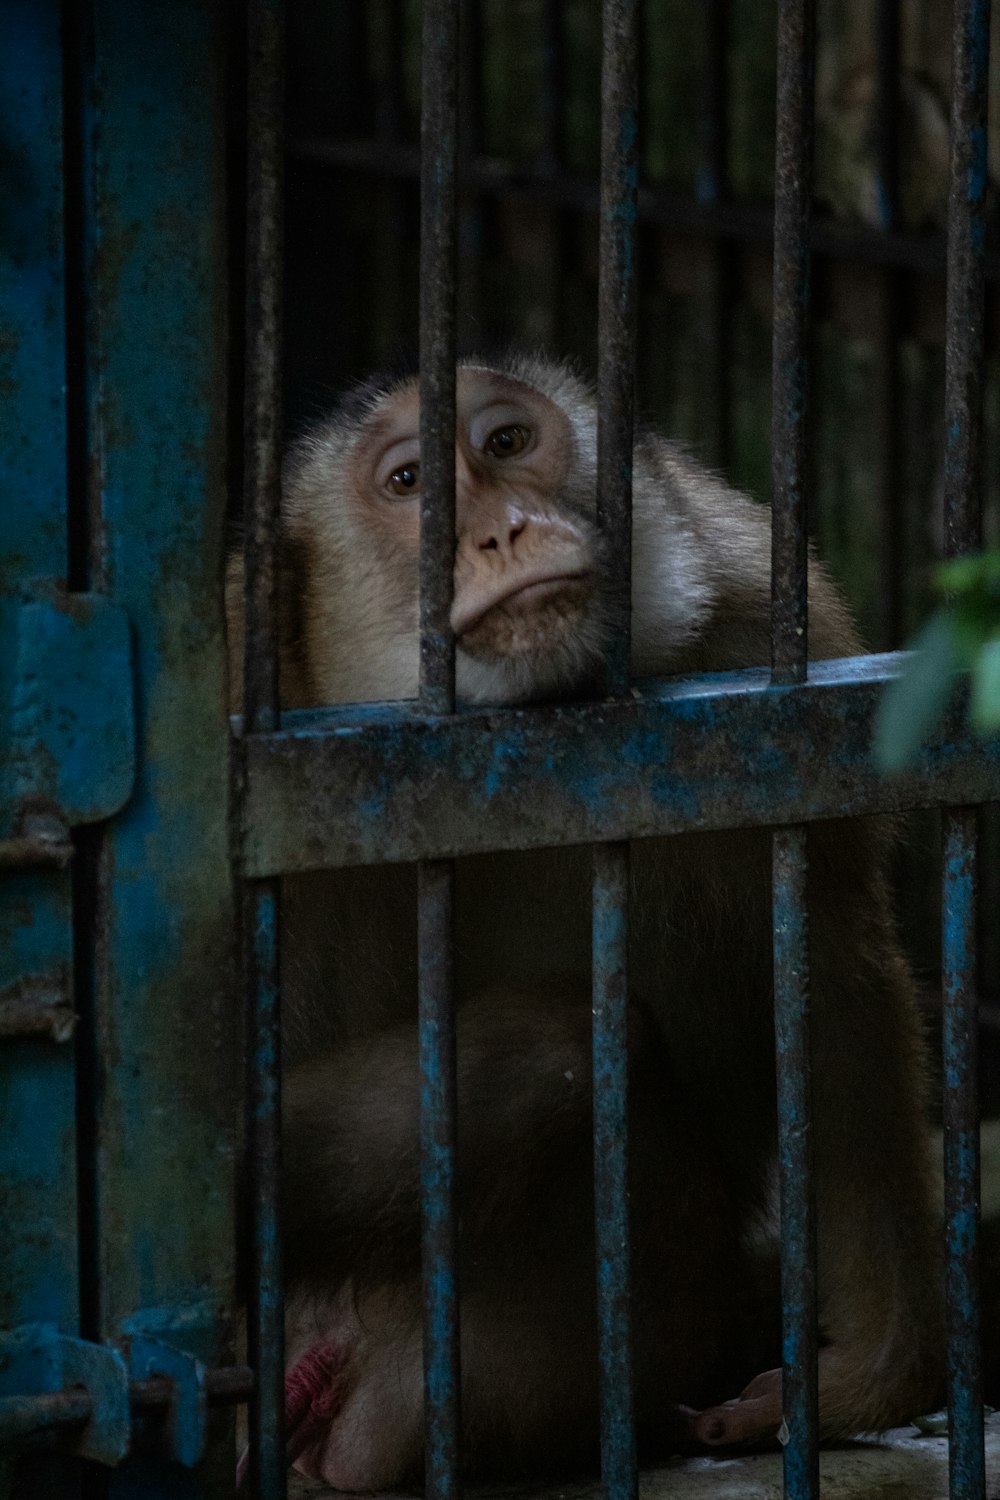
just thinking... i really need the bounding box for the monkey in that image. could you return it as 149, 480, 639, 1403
277, 986, 757, 1487
227, 352, 942, 1484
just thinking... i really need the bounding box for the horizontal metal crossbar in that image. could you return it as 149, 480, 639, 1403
237, 652, 1000, 876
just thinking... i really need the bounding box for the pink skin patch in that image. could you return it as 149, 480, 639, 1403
236, 1340, 347, 1491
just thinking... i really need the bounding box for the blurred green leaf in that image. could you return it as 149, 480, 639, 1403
938, 551, 1000, 597
970, 636, 1000, 732
873, 612, 961, 773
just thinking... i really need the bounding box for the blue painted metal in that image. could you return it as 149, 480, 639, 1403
772, 828, 818, 1500
942, 813, 984, 1500
942, 1, 990, 1494
71, 3, 236, 1496
417, 4, 461, 1495
418, 859, 461, 1500
241, 1, 288, 1492
591, 843, 636, 1500
771, 0, 814, 688
596, 0, 638, 698
0, 1325, 130, 1465
244, 879, 286, 1500
128, 1335, 208, 1469
0, 592, 134, 843
239, 654, 1000, 875
0, 9, 83, 1498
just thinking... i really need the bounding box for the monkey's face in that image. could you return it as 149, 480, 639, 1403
347, 365, 608, 704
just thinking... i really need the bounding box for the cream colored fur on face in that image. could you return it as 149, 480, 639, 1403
227, 353, 854, 713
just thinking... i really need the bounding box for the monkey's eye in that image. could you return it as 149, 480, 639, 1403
388, 464, 420, 497
485, 424, 529, 458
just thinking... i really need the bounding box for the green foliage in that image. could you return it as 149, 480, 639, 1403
874, 550, 1000, 772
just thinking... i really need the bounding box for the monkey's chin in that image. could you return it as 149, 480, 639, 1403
456, 591, 607, 706
460, 581, 589, 658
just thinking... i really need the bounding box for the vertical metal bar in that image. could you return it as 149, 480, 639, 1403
244, 0, 285, 739
81, 3, 236, 1495
591, 844, 636, 1500
245, 881, 285, 1500
594, 8, 638, 1500
942, 5, 990, 1496
771, 0, 814, 686
942, 815, 983, 1500
419, 0, 459, 717
419, 8, 460, 1500
243, 7, 286, 1497
418, 861, 460, 1500
597, 0, 639, 699
698, 0, 732, 470
873, 0, 904, 650
458, 0, 485, 331
771, 7, 817, 1499
772, 827, 818, 1500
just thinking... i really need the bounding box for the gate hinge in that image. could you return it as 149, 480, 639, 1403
0, 589, 135, 857
0, 1323, 130, 1464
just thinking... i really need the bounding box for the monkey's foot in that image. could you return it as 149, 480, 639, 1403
235, 1341, 347, 1492
690, 1368, 783, 1447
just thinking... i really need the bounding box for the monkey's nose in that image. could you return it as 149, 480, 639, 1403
479, 520, 526, 553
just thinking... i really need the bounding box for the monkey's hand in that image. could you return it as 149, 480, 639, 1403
690, 1368, 783, 1447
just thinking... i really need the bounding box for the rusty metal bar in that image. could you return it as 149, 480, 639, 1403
418, 859, 461, 1500
942, 813, 983, 1500
239, 655, 1000, 876
597, 0, 639, 698
418, 7, 461, 1499
591, 842, 636, 1500
771, 0, 814, 685
942, 4, 990, 1495
244, 879, 285, 1500
243, 0, 285, 738
242, 4, 287, 1498
594, 9, 639, 1495
419, 0, 459, 716
771, 7, 817, 1498
539, 0, 566, 175
772, 826, 818, 1500
0, 1366, 255, 1447
698, 0, 732, 469
873, 0, 904, 649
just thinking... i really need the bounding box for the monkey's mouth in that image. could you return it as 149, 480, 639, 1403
452, 571, 590, 639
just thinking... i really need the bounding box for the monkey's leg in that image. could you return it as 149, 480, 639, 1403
693, 928, 942, 1448
280, 990, 738, 1486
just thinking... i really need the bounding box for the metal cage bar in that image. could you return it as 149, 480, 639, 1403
593, 6, 640, 1498
942, 2, 991, 1494
873, 0, 905, 650
771, 4, 818, 1497
418, 5, 461, 1497
591, 844, 636, 1500
242, 3, 287, 1496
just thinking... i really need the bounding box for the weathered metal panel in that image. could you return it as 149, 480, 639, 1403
239, 654, 1000, 876
77, 4, 236, 1495
0, 8, 81, 1498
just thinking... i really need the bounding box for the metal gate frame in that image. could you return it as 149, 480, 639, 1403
0, 2, 994, 1500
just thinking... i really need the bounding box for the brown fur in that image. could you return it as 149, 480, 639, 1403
229, 356, 941, 1482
